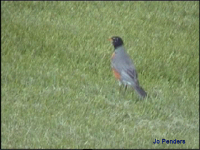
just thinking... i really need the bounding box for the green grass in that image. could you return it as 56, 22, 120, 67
1, 1, 199, 149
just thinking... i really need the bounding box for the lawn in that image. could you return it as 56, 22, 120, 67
1, 1, 199, 149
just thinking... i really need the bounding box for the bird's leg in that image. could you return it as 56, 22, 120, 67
122, 84, 127, 95
118, 81, 122, 93
124, 85, 127, 92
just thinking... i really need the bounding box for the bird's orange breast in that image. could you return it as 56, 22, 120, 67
112, 68, 121, 80
111, 52, 121, 80
111, 52, 115, 59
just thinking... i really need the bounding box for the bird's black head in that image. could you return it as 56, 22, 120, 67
109, 36, 124, 49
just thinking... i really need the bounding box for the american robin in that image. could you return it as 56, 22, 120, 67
109, 36, 147, 98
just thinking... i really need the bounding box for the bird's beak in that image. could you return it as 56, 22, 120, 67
108, 38, 113, 42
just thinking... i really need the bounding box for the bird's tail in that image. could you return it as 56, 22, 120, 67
133, 84, 147, 98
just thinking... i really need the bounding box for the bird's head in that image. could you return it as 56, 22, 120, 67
108, 36, 124, 49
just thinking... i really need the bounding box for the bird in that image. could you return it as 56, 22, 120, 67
109, 36, 147, 98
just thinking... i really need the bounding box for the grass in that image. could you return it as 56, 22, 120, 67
1, 1, 199, 149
